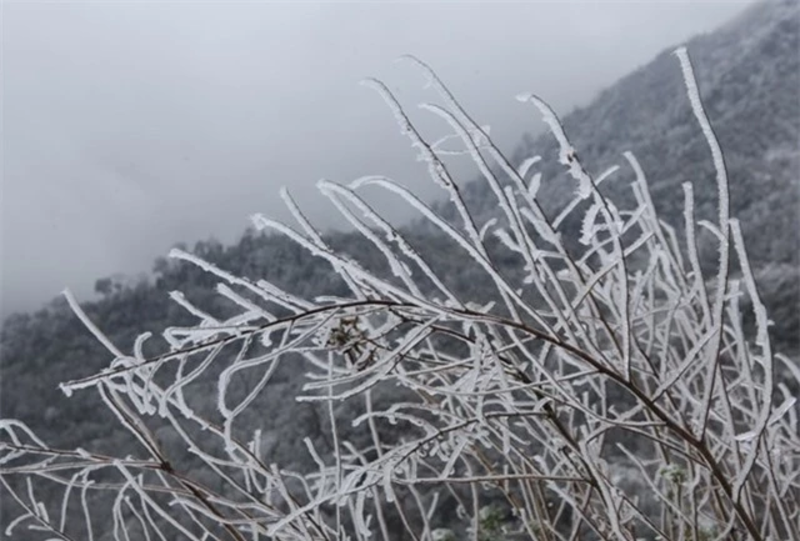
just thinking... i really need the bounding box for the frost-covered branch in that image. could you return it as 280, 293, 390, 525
2, 47, 798, 541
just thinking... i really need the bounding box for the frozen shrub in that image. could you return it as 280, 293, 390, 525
2, 48, 798, 541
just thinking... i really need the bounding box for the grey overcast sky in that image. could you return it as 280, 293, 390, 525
1, 0, 756, 319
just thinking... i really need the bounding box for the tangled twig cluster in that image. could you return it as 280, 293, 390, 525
2, 48, 798, 541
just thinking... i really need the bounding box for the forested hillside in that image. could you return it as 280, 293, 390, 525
457, 0, 798, 267
1, 0, 797, 536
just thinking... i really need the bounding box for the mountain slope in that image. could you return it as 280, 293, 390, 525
454, 0, 798, 268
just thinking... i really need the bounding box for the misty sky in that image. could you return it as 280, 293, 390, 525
1, 1, 756, 319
